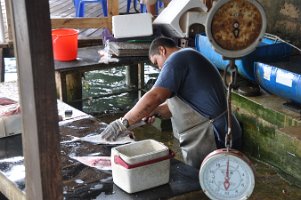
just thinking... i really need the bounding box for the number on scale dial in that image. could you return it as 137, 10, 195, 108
199, 149, 255, 200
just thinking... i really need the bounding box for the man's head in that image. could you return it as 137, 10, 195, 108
149, 37, 179, 69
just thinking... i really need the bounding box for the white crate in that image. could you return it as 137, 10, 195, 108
0, 114, 22, 138
112, 13, 153, 39
111, 139, 173, 193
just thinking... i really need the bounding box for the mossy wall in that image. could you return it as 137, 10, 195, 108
258, 0, 301, 48
232, 92, 301, 186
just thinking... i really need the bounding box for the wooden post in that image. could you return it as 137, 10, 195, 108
138, 62, 145, 99
55, 71, 83, 110
0, 48, 4, 82
65, 72, 83, 109
55, 71, 67, 101
4, 0, 13, 43
126, 64, 138, 87
125, 63, 145, 99
8, 0, 63, 200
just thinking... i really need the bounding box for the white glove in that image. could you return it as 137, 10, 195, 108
100, 118, 129, 141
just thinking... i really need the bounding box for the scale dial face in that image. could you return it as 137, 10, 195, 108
206, 0, 267, 58
199, 149, 255, 200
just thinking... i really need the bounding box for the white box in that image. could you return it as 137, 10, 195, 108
111, 139, 173, 193
0, 114, 22, 138
112, 13, 153, 39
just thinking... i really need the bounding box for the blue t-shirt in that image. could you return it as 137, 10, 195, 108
154, 48, 241, 149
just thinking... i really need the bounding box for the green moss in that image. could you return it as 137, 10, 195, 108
233, 107, 301, 184
232, 92, 301, 128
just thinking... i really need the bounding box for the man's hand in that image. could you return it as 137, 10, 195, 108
100, 118, 128, 141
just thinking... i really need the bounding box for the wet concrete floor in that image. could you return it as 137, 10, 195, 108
99, 115, 301, 200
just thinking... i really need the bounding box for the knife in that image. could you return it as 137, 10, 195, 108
128, 120, 147, 130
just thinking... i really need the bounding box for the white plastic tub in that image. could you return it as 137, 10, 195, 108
111, 139, 174, 193
0, 114, 22, 138
112, 13, 153, 39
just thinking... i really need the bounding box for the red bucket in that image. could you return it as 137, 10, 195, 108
52, 28, 79, 61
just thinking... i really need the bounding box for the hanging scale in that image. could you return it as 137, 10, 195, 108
199, 0, 267, 199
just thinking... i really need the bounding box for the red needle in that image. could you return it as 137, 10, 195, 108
224, 159, 230, 190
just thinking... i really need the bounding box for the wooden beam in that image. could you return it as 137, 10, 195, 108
51, 17, 111, 29
0, 48, 4, 82
108, 0, 119, 16
4, 0, 13, 43
65, 72, 83, 109
0, 173, 26, 200
8, 0, 63, 199
51, 0, 119, 31
138, 62, 145, 99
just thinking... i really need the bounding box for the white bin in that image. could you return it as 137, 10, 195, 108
112, 13, 153, 39
0, 114, 22, 138
111, 139, 174, 193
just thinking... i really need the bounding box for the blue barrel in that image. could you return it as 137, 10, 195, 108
195, 34, 292, 82
255, 62, 301, 105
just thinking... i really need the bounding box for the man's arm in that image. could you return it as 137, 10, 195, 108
123, 86, 172, 125
151, 102, 172, 119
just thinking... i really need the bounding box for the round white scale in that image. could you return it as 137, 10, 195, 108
199, 149, 255, 200
199, 0, 267, 199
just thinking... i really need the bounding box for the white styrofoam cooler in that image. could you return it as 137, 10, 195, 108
111, 139, 174, 193
0, 114, 22, 138
112, 13, 153, 39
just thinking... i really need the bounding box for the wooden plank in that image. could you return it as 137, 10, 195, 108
55, 71, 65, 101
78, 28, 101, 38
0, 173, 26, 200
49, 0, 73, 17
65, 72, 83, 109
50, 0, 71, 17
138, 62, 144, 99
81, 28, 103, 38
8, 0, 63, 199
4, 0, 12, 42
51, 0, 118, 31
0, 48, 4, 82
51, 17, 111, 29
82, 2, 104, 17
110, 0, 119, 16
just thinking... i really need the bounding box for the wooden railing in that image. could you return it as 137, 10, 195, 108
51, 0, 119, 31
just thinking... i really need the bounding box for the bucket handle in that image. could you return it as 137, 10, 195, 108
114, 150, 175, 169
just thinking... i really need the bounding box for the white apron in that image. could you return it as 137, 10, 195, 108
167, 96, 222, 169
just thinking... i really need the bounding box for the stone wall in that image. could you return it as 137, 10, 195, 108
232, 91, 301, 186
259, 0, 301, 48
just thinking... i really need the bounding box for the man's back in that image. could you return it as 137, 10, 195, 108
154, 48, 242, 149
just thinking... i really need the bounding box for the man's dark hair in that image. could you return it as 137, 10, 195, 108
149, 37, 177, 57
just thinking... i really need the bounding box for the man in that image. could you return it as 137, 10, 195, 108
101, 37, 242, 169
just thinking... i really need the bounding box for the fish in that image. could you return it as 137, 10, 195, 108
71, 156, 111, 171
0, 97, 17, 105
60, 120, 146, 145
0, 97, 20, 116
61, 133, 135, 145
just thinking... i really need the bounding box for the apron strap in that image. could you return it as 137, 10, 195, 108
210, 110, 227, 123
